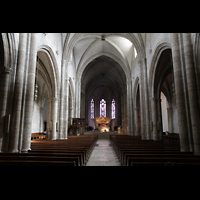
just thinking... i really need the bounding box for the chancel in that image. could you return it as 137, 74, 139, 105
96, 116, 110, 133
1, 33, 200, 166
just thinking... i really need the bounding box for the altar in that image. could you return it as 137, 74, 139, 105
96, 116, 110, 133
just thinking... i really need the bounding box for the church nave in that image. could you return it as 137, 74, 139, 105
86, 137, 121, 166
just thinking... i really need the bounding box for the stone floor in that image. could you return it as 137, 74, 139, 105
86, 138, 121, 166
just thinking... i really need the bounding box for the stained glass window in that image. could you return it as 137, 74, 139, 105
100, 99, 106, 117
112, 99, 115, 119
91, 99, 94, 118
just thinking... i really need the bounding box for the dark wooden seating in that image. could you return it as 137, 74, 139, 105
163, 133, 180, 141
110, 135, 200, 166
31, 133, 46, 140
0, 135, 98, 166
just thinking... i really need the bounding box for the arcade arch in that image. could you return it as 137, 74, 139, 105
81, 55, 127, 133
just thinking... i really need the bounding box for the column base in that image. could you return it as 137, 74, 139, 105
9, 149, 19, 153
21, 148, 31, 153
194, 144, 200, 155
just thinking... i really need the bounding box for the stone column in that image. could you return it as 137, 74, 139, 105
9, 33, 27, 152
69, 106, 73, 126
64, 77, 69, 139
0, 66, 12, 152
78, 79, 81, 118
158, 98, 163, 140
46, 97, 52, 139
182, 33, 200, 154
59, 60, 66, 139
171, 33, 190, 152
127, 79, 133, 135
142, 58, 151, 139
134, 107, 140, 136
75, 79, 81, 118
139, 60, 145, 139
39, 106, 44, 132
151, 97, 158, 140
51, 97, 58, 140
121, 90, 125, 134
167, 107, 173, 133
21, 33, 37, 152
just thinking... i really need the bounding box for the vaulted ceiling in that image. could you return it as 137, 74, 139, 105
63, 33, 144, 80
82, 55, 127, 100
73, 34, 136, 73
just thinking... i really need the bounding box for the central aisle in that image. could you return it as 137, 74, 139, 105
86, 137, 121, 166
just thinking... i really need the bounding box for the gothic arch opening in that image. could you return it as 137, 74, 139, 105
153, 49, 179, 138
81, 55, 126, 132
32, 51, 56, 139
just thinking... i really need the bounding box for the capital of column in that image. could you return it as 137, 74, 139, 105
52, 97, 58, 102
0, 66, 12, 74
61, 59, 67, 66
48, 97, 53, 103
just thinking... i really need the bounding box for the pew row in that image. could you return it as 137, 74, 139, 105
110, 135, 200, 166
0, 135, 98, 166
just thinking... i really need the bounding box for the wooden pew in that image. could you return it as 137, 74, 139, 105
127, 156, 200, 166
31, 133, 46, 140
110, 135, 200, 166
0, 135, 98, 166
121, 151, 193, 166
0, 160, 76, 166
0, 154, 80, 166
30, 135, 98, 164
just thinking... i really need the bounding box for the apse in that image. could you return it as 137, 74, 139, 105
81, 55, 126, 130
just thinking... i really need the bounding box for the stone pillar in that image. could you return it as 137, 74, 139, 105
134, 107, 140, 136
171, 33, 190, 152
127, 79, 133, 135
69, 106, 73, 126
51, 97, 58, 140
39, 107, 44, 132
121, 91, 125, 134
21, 33, 37, 152
158, 98, 163, 140
46, 97, 52, 139
9, 33, 27, 152
182, 33, 200, 154
75, 79, 81, 118
78, 80, 81, 118
59, 60, 66, 139
167, 107, 173, 133
151, 97, 158, 140
142, 58, 151, 139
64, 77, 69, 139
139, 60, 145, 139
0, 66, 12, 152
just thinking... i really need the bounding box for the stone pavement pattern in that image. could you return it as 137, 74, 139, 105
86, 138, 121, 166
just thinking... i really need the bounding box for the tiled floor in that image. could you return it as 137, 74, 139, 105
86, 138, 121, 166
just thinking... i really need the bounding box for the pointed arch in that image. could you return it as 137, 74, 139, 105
149, 42, 171, 98
77, 51, 130, 82
37, 45, 59, 98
